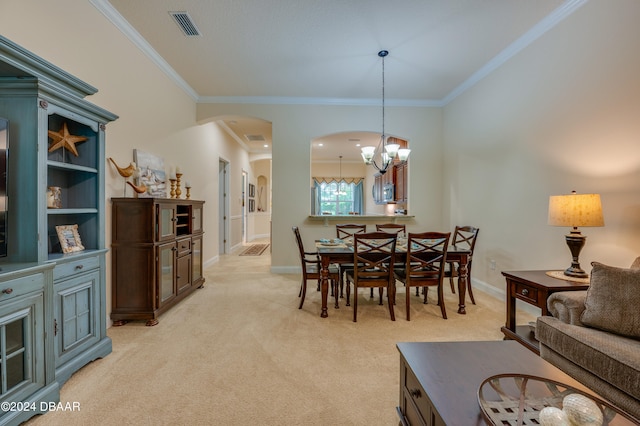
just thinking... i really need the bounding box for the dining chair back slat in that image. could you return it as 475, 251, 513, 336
395, 232, 450, 320
375, 223, 406, 237
335, 223, 367, 299
292, 226, 339, 309
446, 226, 479, 304
345, 232, 397, 322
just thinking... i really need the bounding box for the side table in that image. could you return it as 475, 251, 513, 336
501, 270, 589, 354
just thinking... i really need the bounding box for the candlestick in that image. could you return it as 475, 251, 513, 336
175, 173, 182, 199
186, 185, 191, 200
169, 179, 177, 198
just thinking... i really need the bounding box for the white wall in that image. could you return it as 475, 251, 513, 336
7, 0, 639, 301
442, 0, 640, 295
197, 103, 443, 270
1, 0, 251, 320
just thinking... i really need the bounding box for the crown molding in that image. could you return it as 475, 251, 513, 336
441, 0, 589, 105
90, 0, 199, 101
197, 96, 443, 107
92, 0, 587, 107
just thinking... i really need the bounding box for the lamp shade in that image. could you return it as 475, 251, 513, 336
548, 192, 604, 228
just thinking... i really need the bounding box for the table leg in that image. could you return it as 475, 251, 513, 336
320, 256, 330, 318
457, 256, 469, 314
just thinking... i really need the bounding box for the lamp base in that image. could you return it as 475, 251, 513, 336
564, 231, 588, 278
563, 266, 588, 278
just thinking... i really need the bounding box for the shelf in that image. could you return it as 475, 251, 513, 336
47, 208, 98, 215
47, 160, 98, 174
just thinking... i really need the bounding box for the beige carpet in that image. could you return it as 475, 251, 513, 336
26, 243, 535, 426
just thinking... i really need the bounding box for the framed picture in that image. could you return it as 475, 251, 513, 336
248, 199, 255, 212
134, 149, 166, 198
249, 183, 255, 198
56, 224, 85, 254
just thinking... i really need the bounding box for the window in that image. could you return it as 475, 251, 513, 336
313, 179, 363, 215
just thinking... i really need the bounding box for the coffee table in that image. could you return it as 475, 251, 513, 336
396, 341, 611, 426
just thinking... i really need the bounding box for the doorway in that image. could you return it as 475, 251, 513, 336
242, 170, 248, 244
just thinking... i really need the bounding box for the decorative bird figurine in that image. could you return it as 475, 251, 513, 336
126, 181, 147, 194
108, 157, 136, 177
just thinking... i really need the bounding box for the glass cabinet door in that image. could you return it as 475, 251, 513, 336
192, 204, 202, 233
0, 291, 44, 401
192, 235, 203, 286
157, 203, 176, 241
157, 242, 176, 307
2, 313, 29, 391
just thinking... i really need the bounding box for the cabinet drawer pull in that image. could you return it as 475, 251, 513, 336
521, 289, 529, 296
75, 265, 84, 271
1, 288, 13, 295
409, 388, 422, 398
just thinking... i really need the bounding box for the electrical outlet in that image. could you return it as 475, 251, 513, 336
490, 259, 496, 271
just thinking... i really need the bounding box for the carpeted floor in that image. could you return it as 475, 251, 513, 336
26, 242, 534, 426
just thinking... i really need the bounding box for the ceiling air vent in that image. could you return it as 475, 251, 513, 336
245, 134, 265, 142
169, 11, 201, 37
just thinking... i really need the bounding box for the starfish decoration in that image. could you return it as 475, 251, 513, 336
48, 122, 88, 157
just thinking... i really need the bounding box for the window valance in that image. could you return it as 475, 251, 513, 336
313, 177, 364, 185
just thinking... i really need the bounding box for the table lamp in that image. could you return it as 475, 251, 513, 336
548, 191, 604, 278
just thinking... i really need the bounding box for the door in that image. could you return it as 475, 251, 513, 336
218, 159, 230, 254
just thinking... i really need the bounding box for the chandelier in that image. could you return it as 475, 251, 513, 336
335, 155, 347, 196
361, 50, 411, 174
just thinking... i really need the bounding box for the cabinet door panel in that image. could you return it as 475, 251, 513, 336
157, 204, 177, 241
192, 236, 203, 286
157, 242, 176, 307
177, 254, 192, 294
54, 270, 100, 367
0, 291, 45, 403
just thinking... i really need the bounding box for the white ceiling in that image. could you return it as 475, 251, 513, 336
102, 0, 578, 160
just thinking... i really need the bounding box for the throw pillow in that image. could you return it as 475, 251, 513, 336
581, 262, 640, 339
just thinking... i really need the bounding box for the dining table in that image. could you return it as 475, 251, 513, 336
315, 238, 472, 318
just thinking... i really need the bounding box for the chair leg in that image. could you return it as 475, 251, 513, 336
298, 279, 307, 309
333, 279, 340, 309
467, 279, 476, 305
388, 283, 396, 321
406, 284, 411, 321
353, 285, 358, 322
345, 278, 351, 306
437, 284, 447, 319
378, 287, 383, 305
370, 288, 374, 299
449, 276, 455, 293
423, 287, 428, 304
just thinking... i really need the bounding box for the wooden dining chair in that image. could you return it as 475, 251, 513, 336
394, 232, 450, 320
335, 223, 367, 298
445, 226, 479, 304
375, 223, 406, 237
292, 226, 339, 309
336, 223, 367, 239
345, 232, 397, 322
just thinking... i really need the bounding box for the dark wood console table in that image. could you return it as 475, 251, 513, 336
501, 270, 589, 354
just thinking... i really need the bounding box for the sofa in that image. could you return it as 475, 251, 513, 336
535, 260, 640, 420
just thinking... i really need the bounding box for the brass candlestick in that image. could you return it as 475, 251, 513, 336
169, 179, 177, 198
175, 173, 183, 199
185, 186, 191, 200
